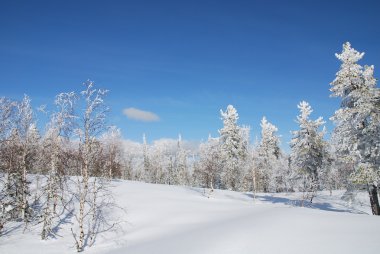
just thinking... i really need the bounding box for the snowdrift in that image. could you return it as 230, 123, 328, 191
1, 179, 379, 254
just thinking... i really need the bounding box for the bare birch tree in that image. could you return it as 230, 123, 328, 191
41, 92, 76, 240
71, 80, 111, 252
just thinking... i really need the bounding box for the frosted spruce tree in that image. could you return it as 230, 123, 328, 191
173, 134, 189, 186
256, 117, 281, 192
330, 42, 380, 215
219, 105, 248, 191
330, 42, 365, 179
141, 134, 152, 182
290, 101, 327, 204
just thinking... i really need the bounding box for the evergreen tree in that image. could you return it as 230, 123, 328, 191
142, 134, 152, 182
219, 105, 248, 191
330, 42, 380, 215
330, 42, 364, 176
173, 134, 189, 186
290, 101, 327, 204
256, 117, 281, 192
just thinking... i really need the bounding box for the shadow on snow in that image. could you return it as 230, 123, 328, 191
245, 193, 368, 215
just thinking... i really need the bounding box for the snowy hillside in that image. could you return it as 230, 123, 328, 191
1, 180, 379, 254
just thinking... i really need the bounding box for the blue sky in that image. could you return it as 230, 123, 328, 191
1, 0, 379, 149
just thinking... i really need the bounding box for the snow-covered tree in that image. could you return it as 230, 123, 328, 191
41, 92, 76, 240
194, 135, 221, 195
355, 67, 380, 215
139, 136, 171, 184
0, 97, 15, 143
351, 163, 380, 215
15, 95, 40, 221
71, 81, 112, 252
0, 96, 40, 229
101, 126, 125, 179
151, 144, 168, 184
173, 134, 189, 186
141, 134, 152, 182
352, 65, 380, 167
0, 97, 16, 232
121, 140, 141, 180
256, 117, 281, 192
330, 42, 380, 215
290, 101, 327, 204
219, 105, 248, 191
0, 128, 22, 229
319, 143, 337, 195
330, 42, 365, 175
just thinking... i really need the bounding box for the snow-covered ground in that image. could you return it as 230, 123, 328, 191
1, 180, 379, 254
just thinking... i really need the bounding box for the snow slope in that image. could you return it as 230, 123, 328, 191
1, 180, 379, 254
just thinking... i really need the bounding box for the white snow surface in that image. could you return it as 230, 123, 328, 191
1, 180, 379, 254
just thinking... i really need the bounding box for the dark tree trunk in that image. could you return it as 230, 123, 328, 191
368, 184, 380, 215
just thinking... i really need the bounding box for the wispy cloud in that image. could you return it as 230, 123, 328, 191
123, 107, 160, 122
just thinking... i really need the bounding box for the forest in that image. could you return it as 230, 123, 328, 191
0, 42, 379, 252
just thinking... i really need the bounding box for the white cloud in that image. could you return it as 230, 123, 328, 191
123, 107, 160, 122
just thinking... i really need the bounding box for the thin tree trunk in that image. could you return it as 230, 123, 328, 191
78, 162, 88, 252
252, 168, 257, 200
89, 179, 98, 247
208, 177, 214, 198
368, 184, 380, 215
21, 151, 27, 221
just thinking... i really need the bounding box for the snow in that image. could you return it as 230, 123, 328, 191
1, 179, 379, 253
